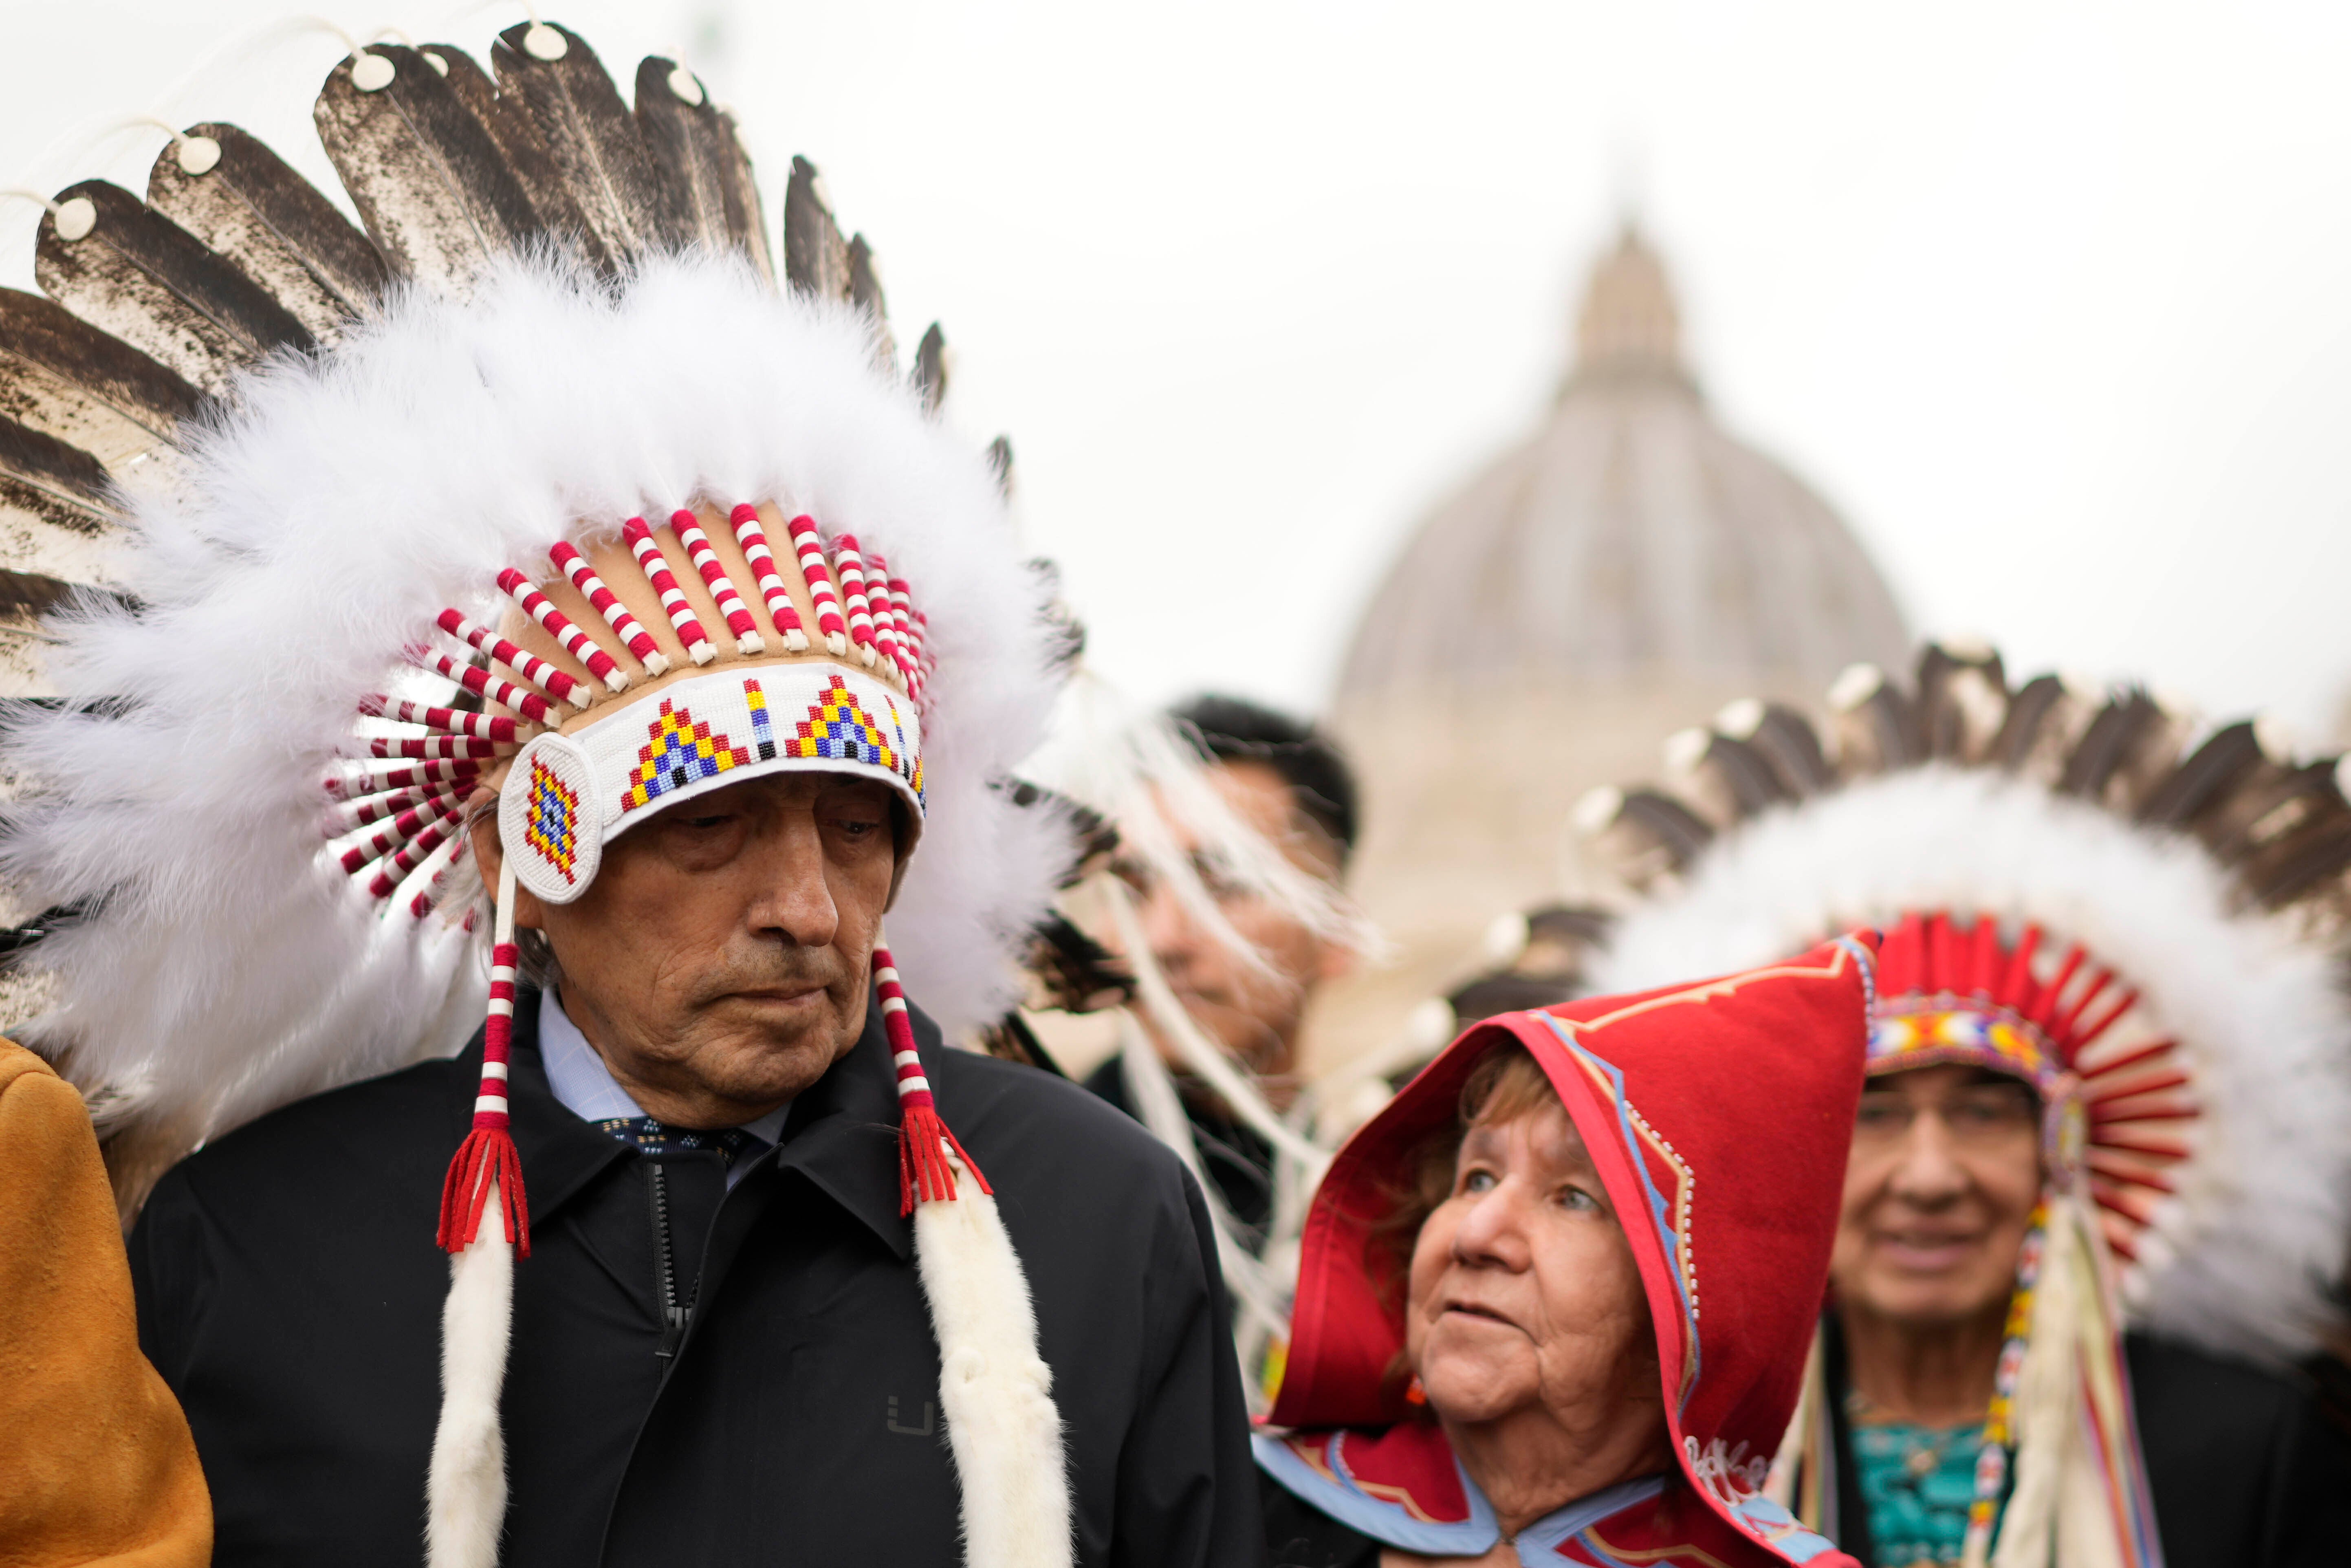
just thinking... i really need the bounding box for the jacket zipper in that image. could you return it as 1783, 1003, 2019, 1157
646, 1159, 691, 1363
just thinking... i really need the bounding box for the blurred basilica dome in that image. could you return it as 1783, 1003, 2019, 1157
1310, 225, 1909, 1070
1338, 226, 1905, 701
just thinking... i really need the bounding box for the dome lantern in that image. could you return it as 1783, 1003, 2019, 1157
1566, 223, 1690, 392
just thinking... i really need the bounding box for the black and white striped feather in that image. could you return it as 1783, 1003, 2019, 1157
146, 123, 389, 342
0, 287, 200, 473
313, 44, 540, 294
491, 22, 687, 266
784, 155, 853, 302
634, 56, 775, 284
34, 180, 311, 395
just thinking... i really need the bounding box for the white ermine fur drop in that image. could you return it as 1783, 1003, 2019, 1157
0, 254, 1072, 1158
1592, 764, 2351, 1369
913, 1169, 1074, 1568
428, 1192, 515, 1568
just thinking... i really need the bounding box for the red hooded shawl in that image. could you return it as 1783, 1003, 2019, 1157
1259, 934, 1876, 1567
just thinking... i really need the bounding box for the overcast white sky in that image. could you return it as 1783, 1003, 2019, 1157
8, 2, 2351, 742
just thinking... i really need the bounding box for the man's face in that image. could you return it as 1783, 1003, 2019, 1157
477, 770, 900, 1127
1113, 759, 1347, 1079
1832, 1063, 2043, 1328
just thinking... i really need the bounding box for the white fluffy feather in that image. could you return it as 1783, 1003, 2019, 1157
1, 253, 1069, 1150
1591, 765, 2351, 1365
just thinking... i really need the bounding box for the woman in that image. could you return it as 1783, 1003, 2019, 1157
1258, 934, 1877, 1568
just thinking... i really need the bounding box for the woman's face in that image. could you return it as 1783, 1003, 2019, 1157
1405, 1097, 1660, 1432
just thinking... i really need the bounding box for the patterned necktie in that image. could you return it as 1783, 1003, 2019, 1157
595, 1115, 772, 1169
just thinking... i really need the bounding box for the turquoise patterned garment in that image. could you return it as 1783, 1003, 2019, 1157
1850, 1421, 1986, 1568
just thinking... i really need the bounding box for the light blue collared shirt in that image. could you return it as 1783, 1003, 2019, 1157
539, 989, 791, 1187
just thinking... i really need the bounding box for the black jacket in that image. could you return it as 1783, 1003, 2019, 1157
131, 989, 1261, 1566
1259, 1468, 1379, 1568
1816, 1313, 2351, 1568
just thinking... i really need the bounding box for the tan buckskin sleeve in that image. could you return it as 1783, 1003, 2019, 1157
0, 1041, 210, 1568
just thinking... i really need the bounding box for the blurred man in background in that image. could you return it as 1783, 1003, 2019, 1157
1087, 694, 1358, 1253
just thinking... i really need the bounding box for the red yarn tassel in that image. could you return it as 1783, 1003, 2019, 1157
898, 1102, 966, 1213
437, 1125, 531, 1255
874, 944, 992, 1216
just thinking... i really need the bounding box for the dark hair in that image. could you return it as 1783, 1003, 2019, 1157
1166, 693, 1360, 865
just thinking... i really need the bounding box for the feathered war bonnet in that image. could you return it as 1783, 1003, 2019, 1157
1576, 645, 2351, 1568
0, 22, 1076, 1568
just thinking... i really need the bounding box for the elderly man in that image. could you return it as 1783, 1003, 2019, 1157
1085, 695, 1360, 1251
0, 22, 1253, 1568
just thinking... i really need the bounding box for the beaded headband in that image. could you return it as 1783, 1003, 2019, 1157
326, 502, 931, 921
1865, 912, 2183, 1262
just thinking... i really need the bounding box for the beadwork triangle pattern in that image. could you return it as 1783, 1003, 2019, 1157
621, 698, 752, 811
784, 673, 911, 786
